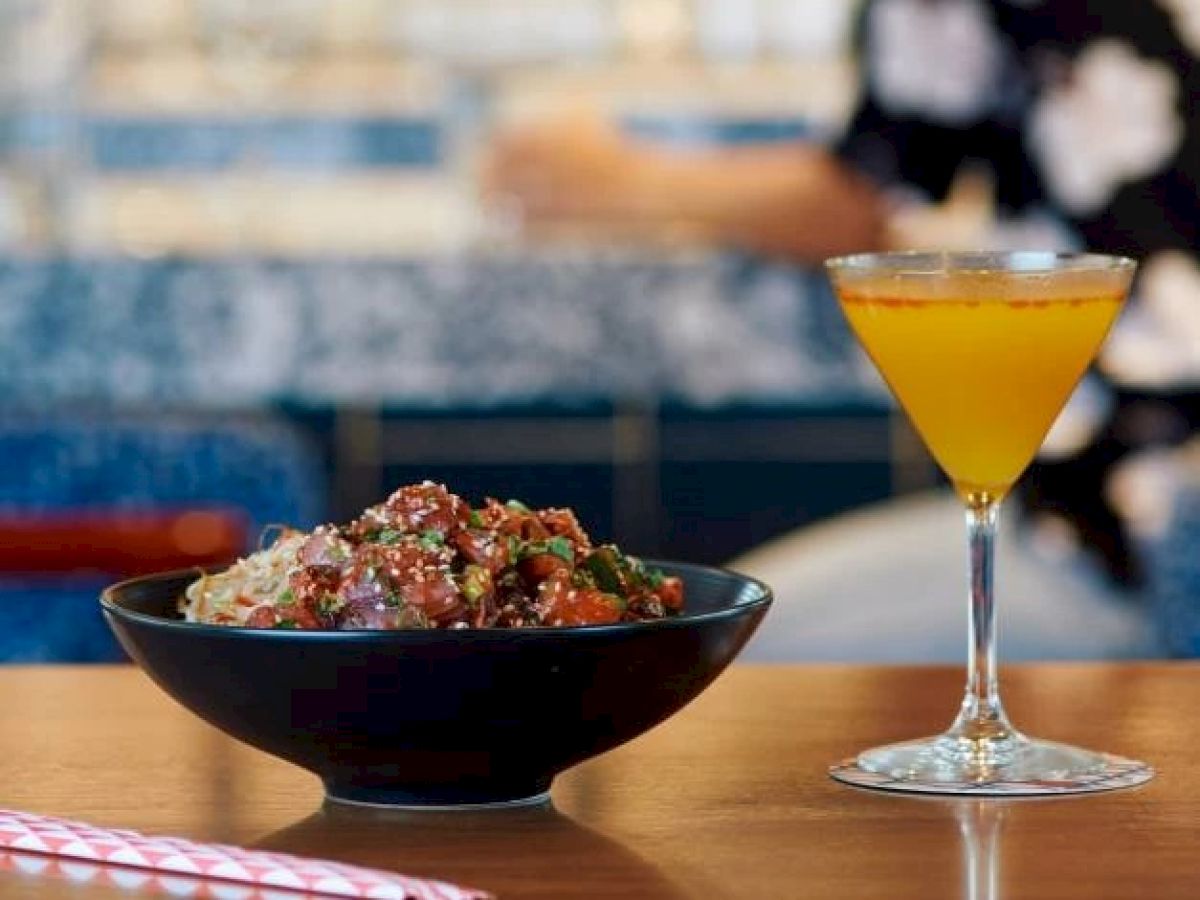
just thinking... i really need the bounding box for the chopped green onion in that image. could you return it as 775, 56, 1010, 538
318, 593, 344, 615
277, 588, 296, 605
505, 499, 531, 514
546, 536, 574, 562
273, 620, 299, 630
583, 547, 624, 594
419, 530, 445, 550
468, 509, 485, 528
375, 529, 404, 545
460, 565, 490, 607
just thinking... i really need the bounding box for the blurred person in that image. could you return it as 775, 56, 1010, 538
486, 0, 1200, 587
489, 1, 1200, 263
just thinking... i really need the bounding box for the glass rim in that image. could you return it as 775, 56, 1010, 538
824, 250, 1137, 275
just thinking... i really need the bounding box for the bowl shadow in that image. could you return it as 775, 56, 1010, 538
254, 800, 694, 899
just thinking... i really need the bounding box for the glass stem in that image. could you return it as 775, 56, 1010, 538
946, 499, 1017, 754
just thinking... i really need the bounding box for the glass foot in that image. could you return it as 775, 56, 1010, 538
831, 735, 1153, 796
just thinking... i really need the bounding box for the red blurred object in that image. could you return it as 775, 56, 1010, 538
0, 510, 247, 577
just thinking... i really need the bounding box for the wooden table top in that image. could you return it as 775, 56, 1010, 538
0, 662, 1196, 899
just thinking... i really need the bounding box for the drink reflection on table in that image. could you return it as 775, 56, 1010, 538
254, 800, 693, 900
956, 800, 1006, 900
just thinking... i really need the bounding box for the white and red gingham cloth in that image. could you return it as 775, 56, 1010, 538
0, 808, 492, 900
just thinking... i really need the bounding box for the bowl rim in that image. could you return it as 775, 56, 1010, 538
100, 559, 773, 640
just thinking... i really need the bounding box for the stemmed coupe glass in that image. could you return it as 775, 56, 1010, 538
825, 251, 1153, 795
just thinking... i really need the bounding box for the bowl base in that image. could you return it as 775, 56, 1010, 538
323, 779, 553, 810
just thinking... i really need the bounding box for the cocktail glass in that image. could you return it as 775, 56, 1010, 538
825, 251, 1153, 795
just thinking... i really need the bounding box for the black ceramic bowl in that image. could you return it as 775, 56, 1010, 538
101, 562, 771, 808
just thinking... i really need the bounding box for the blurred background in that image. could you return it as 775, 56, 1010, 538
0, 0, 1197, 662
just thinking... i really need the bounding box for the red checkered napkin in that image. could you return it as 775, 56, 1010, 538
0, 809, 492, 900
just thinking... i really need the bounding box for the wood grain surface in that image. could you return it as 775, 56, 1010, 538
0, 663, 1194, 899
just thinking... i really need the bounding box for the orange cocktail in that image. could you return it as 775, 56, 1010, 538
838, 269, 1125, 505
825, 252, 1149, 797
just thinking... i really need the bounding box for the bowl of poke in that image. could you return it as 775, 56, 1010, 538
102, 482, 772, 808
